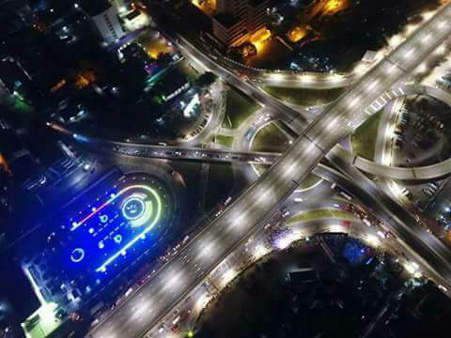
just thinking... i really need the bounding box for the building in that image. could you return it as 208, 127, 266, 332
212, 14, 245, 47
212, 0, 268, 46
82, 1, 125, 44
245, 0, 268, 34
122, 9, 151, 31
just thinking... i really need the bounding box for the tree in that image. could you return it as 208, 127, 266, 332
195, 72, 217, 88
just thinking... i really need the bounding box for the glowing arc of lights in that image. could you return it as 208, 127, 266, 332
73, 184, 164, 273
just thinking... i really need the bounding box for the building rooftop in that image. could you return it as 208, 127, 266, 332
213, 13, 242, 29
248, 0, 268, 8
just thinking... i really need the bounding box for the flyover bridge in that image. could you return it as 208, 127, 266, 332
89, 5, 451, 338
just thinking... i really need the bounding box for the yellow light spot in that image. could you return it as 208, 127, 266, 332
250, 29, 271, 52
191, 0, 216, 15
288, 26, 308, 43
311, 0, 348, 17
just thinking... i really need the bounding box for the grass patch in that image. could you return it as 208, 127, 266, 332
224, 89, 259, 129
215, 135, 234, 148
251, 122, 321, 189
252, 122, 289, 153
287, 209, 356, 224
350, 111, 382, 160
263, 86, 345, 106
298, 174, 321, 190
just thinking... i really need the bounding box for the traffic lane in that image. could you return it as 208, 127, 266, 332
94, 21, 451, 336
323, 155, 451, 284
261, 74, 354, 90
388, 10, 451, 68
93, 262, 194, 338
304, 64, 405, 150
288, 218, 374, 238
178, 37, 309, 126
91, 178, 291, 337
91, 4, 451, 337
91, 136, 323, 337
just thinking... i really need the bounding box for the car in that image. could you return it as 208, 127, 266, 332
422, 188, 433, 197
281, 209, 290, 218
171, 324, 180, 333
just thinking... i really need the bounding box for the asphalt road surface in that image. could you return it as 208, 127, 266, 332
89, 5, 451, 338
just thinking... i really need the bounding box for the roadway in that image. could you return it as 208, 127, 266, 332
182, 80, 226, 146
216, 10, 437, 90
88, 5, 451, 338
54, 121, 451, 182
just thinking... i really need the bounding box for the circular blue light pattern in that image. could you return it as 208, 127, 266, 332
65, 180, 168, 277
114, 234, 123, 244
71, 248, 85, 263
121, 197, 146, 221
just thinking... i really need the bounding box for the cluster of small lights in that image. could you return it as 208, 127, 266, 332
89, 6, 451, 338
403, 261, 422, 279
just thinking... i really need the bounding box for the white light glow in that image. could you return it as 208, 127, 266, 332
220, 268, 237, 287
256, 188, 273, 205
195, 292, 212, 312
365, 234, 380, 247
253, 244, 270, 260
275, 231, 300, 250
403, 261, 420, 277
421, 32, 432, 44
269, 73, 285, 82
284, 161, 298, 178
231, 212, 248, 228
403, 48, 415, 59
300, 74, 315, 83
365, 79, 379, 92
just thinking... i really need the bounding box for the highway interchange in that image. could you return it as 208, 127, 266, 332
84, 4, 451, 338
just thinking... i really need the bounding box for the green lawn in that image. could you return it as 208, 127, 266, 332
263, 86, 346, 106
215, 135, 234, 148
224, 89, 259, 129
287, 209, 356, 224
249, 123, 321, 189
251, 122, 289, 153
350, 111, 382, 160
298, 174, 322, 190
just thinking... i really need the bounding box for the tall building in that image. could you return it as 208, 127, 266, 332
82, 1, 125, 44
213, 0, 268, 46
217, 0, 246, 16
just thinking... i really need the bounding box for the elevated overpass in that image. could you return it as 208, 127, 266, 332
88, 5, 451, 338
